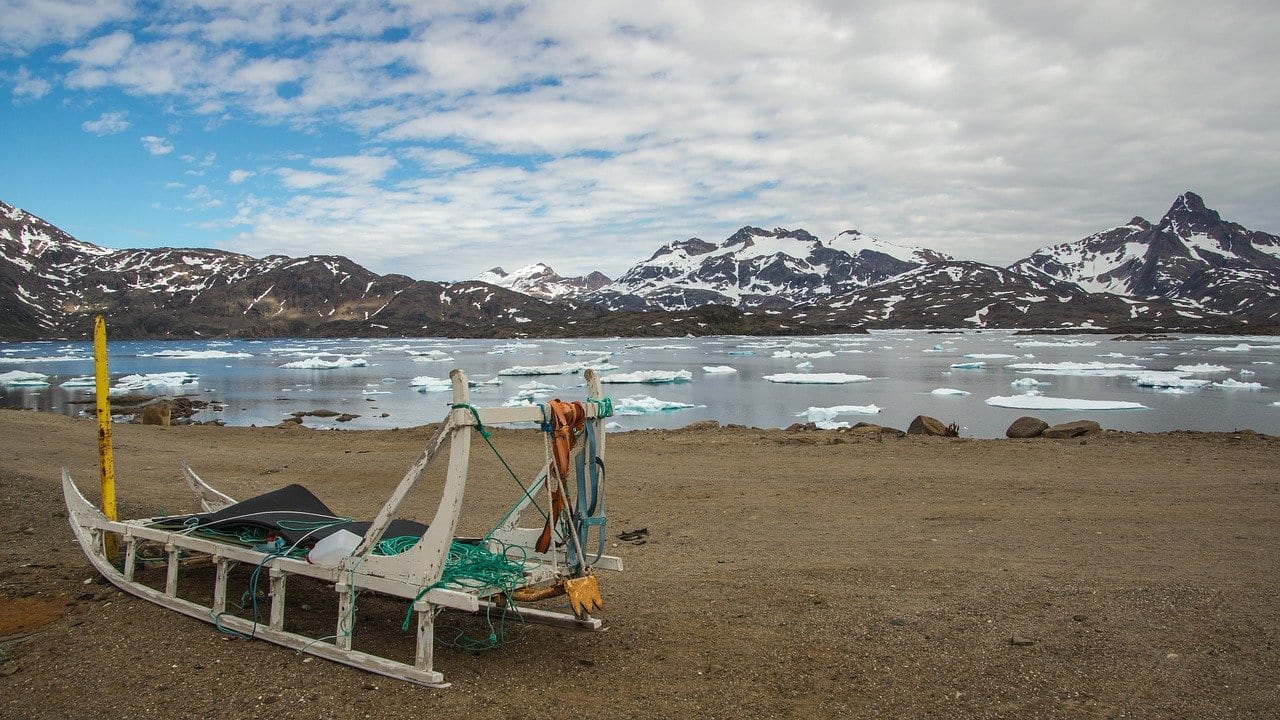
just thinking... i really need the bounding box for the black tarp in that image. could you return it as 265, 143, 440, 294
153, 483, 427, 547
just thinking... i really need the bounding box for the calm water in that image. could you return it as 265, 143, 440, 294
2, 331, 1278, 438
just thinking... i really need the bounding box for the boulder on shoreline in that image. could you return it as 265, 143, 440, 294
1042, 420, 1103, 439
1006, 416, 1049, 438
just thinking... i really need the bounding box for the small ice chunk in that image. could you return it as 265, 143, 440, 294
796, 361, 814, 369
61, 376, 97, 388
1013, 340, 1098, 348
931, 388, 970, 396
796, 405, 882, 426
702, 366, 738, 374
949, 361, 985, 369
1010, 378, 1048, 388
1211, 343, 1252, 352
962, 353, 1017, 359
1006, 361, 1142, 376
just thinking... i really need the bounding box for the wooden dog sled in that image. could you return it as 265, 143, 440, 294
62, 368, 621, 687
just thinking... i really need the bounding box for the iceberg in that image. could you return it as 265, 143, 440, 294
1006, 361, 1143, 377
111, 372, 199, 394
796, 404, 882, 429
600, 370, 693, 384
931, 388, 970, 396
1131, 372, 1210, 389
1214, 379, 1267, 389
772, 350, 835, 359
984, 395, 1145, 411
613, 395, 697, 415
702, 366, 738, 374
141, 349, 253, 359
1173, 363, 1230, 373
280, 356, 367, 369
497, 363, 585, 376
0, 370, 49, 386
1013, 340, 1099, 348
762, 373, 872, 384
410, 376, 452, 392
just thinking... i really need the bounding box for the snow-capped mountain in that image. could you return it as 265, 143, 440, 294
809, 260, 1194, 329
588, 226, 950, 311
473, 263, 610, 300
1012, 192, 1280, 323
0, 200, 566, 339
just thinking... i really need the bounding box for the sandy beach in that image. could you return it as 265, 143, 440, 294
1, 407, 1277, 719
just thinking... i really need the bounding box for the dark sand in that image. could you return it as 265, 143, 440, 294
1, 408, 1277, 719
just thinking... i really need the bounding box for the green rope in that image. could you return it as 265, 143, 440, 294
586, 396, 613, 418
399, 539, 530, 649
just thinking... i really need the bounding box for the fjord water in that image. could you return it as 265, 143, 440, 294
2, 331, 1277, 438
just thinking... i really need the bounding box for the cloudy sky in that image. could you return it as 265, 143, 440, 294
2, 0, 1277, 281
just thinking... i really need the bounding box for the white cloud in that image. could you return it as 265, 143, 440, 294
228, 169, 254, 184
140, 135, 174, 155
81, 110, 129, 135
9, 66, 51, 100
22, 1, 1280, 277
0, 0, 131, 53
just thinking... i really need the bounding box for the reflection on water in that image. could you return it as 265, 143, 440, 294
2, 331, 1278, 438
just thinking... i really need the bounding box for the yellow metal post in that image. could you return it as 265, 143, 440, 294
93, 315, 119, 560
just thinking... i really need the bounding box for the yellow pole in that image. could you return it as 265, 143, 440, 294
93, 314, 119, 561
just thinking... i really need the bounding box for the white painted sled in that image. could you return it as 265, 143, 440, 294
62, 368, 622, 687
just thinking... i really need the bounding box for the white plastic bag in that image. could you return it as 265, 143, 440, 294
307, 528, 362, 566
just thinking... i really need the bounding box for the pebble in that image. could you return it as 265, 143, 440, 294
888, 617, 907, 627
1010, 635, 1035, 646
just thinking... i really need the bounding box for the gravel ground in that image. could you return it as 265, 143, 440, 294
1, 408, 1277, 719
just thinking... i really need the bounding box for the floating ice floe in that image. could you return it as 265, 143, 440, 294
141, 349, 253, 359
1239, 369, 1256, 376
613, 395, 697, 415
280, 356, 367, 369
796, 361, 813, 369
111, 372, 199, 395
0, 370, 49, 386
518, 380, 558, 391
1130, 372, 1210, 389
565, 349, 611, 357
702, 365, 737, 374
0, 354, 91, 364
412, 352, 454, 363
1009, 378, 1049, 388
931, 388, 970, 396
600, 370, 692, 384
984, 395, 1145, 411
1211, 343, 1254, 352
497, 362, 585, 376
726, 350, 756, 356
633, 344, 694, 350
795, 404, 882, 429
1214, 379, 1267, 389
762, 373, 871, 384
963, 353, 1017, 359
1005, 361, 1143, 377
1255, 361, 1275, 365
772, 350, 835, 359
1013, 340, 1099, 348
1173, 363, 1230, 373
949, 361, 985, 369
61, 376, 97, 388
922, 344, 947, 353
410, 376, 452, 393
